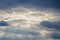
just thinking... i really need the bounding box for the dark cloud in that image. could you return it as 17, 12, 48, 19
40, 21, 60, 39
51, 33, 60, 39
0, 21, 9, 26
33, 0, 60, 9
0, 0, 60, 10
40, 21, 60, 31
0, 0, 31, 10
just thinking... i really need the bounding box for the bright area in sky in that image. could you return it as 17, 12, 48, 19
0, 6, 57, 27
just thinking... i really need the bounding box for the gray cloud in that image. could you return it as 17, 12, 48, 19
0, 0, 60, 10
40, 21, 60, 31
40, 21, 60, 39
0, 21, 9, 26
3, 27, 39, 35
51, 33, 60, 39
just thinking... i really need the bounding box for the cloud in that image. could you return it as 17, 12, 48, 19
40, 21, 60, 39
51, 33, 60, 39
0, 0, 60, 10
0, 2, 60, 40
0, 21, 9, 26
40, 21, 60, 31
2, 27, 39, 35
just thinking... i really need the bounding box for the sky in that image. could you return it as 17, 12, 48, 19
0, 0, 60, 40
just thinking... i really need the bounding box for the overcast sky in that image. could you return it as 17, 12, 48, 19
0, 0, 60, 40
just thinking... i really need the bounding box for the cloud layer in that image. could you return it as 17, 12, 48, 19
0, 0, 60, 40
0, 0, 60, 10
0, 6, 60, 40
